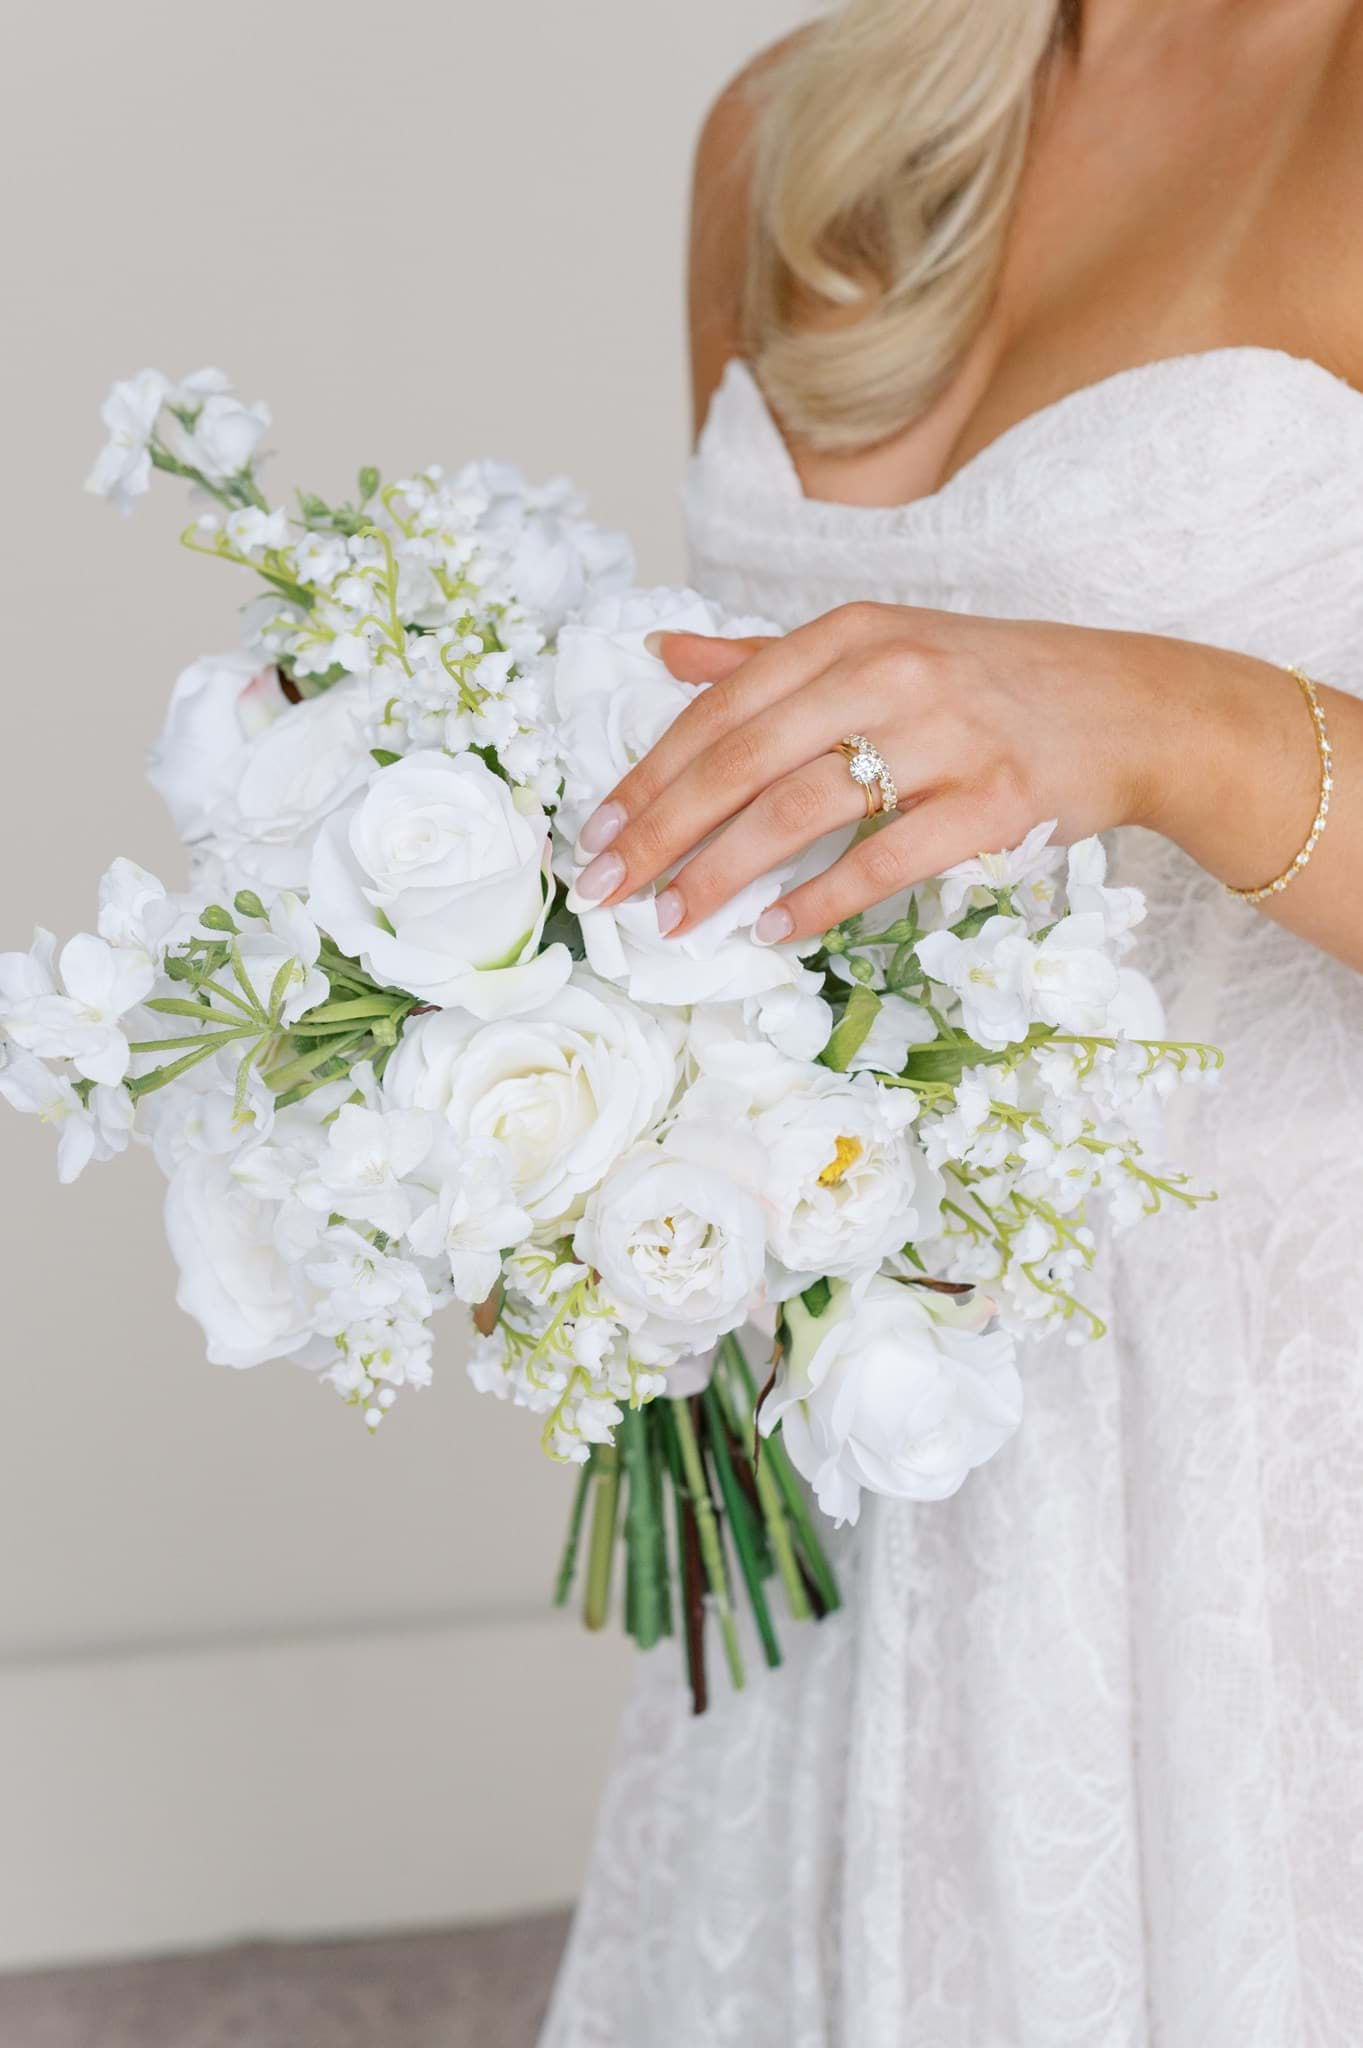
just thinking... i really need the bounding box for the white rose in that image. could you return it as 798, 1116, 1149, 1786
218, 678, 375, 889
750, 1071, 943, 1294
761, 1275, 1023, 1526
385, 968, 679, 1227
549, 589, 732, 844
164, 1151, 323, 1369
573, 1124, 767, 1363
307, 749, 569, 1018
147, 651, 289, 842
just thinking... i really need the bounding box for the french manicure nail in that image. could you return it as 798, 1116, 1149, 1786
577, 802, 624, 856
644, 630, 669, 658
753, 905, 794, 946
654, 888, 684, 937
575, 850, 626, 903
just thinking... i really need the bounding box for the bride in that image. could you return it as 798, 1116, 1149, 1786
543, 3, 1363, 2041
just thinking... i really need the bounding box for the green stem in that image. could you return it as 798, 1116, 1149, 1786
672, 1398, 745, 1691
721, 1337, 841, 1617
552, 1461, 593, 1608
715, 1345, 810, 1624
619, 1404, 665, 1650
702, 1386, 781, 1669
583, 1445, 620, 1633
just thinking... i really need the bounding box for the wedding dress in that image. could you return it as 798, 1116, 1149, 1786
540, 351, 1363, 2048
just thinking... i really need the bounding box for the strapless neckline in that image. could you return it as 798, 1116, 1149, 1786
710, 347, 1363, 522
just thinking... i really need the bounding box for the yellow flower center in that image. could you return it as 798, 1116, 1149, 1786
818, 1135, 864, 1188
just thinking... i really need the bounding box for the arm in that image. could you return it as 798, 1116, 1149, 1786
571, 610, 1363, 973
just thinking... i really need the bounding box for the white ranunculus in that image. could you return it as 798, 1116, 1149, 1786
573, 1124, 768, 1363
385, 969, 679, 1227
308, 749, 569, 1018
164, 1151, 323, 1369
761, 1275, 1023, 1526
147, 651, 291, 842
84, 369, 169, 514
750, 1072, 943, 1295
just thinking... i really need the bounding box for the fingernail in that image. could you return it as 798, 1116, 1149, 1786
644, 631, 669, 658
654, 888, 684, 937
575, 850, 626, 903
753, 905, 793, 946
577, 801, 624, 856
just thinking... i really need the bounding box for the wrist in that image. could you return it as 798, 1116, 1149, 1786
1137, 639, 1321, 885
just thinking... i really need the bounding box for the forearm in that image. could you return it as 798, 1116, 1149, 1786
1138, 637, 1363, 971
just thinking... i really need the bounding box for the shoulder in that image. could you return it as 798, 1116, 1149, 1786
687, 31, 809, 437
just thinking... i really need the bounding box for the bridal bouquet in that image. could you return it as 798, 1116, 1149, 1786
0, 369, 1217, 1710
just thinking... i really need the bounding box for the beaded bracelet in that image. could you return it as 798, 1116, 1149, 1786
1224, 667, 1334, 905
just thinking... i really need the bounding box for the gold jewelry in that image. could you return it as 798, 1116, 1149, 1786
836, 735, 899, 820
1224, 667, 1334, 905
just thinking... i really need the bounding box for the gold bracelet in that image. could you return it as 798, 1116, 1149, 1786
1224, 666, 1334, 905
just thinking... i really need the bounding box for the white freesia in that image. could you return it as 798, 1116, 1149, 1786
917, 911, 1120, 1050
308, 749, 569, 1017
574, 1124, 768, 1363
234, 892, 329, 1026
84, 369, 168, 513
164, 1151, 323, 1369
384, 969, 679, 1228
761, 1275, 1023, 1526
844, 991, 938, 1073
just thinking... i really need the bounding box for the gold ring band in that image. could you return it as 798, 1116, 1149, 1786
836, 735, 898, 819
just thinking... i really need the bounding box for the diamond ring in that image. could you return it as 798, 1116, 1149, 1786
836, 735, 898, 819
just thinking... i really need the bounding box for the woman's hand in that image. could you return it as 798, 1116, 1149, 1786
571, 603, 1294, 944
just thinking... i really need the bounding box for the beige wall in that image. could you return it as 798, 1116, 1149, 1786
0, 0, 801, 1970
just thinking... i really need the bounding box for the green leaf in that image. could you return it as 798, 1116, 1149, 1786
799, 1277, 833, 1319
820, 985, 882, 1073
357, 466, 380, 502
370, 747, 401, 767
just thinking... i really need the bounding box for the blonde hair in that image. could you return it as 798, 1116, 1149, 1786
746, 0, 1075, 451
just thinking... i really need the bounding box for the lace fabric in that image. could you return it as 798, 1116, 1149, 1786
541, 351, 1363, 2047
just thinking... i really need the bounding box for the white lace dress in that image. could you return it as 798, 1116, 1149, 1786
541, 352, 1363, 2048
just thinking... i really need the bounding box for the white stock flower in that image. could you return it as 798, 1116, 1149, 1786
85, 369, 168, 513
224, 506, 290, 555
405, 1139, 532, 1302
308, 750, 569, 1018
235, 892, 328, 1025
938, 820, 1064, 927
573, 1125, 767, 1363
0, 929, 154, 1085
761, 1275, 1023, 1526
384, 969, 679, 1228
164, 1151, 323, 1369
161, 371, 270, 482
0, 1044, 133, 1182
295, 1102, 435, 1238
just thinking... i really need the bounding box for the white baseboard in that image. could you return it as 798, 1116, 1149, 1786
0, 1613, 634, 1974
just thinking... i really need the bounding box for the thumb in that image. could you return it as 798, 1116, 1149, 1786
644, 630, 776, 686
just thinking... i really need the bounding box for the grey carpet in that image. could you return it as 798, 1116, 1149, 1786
0, 1912, 571, 2048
